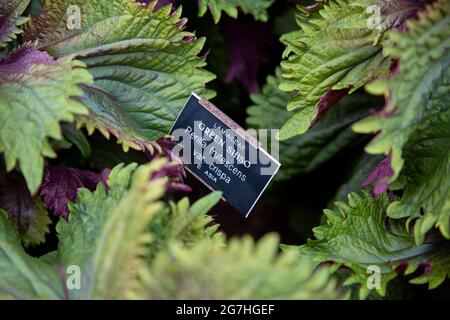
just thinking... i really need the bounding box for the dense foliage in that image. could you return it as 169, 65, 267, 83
0, 0, 448, 300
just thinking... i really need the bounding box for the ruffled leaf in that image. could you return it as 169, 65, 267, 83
353, 0, 449, 179
40, 166, 107, 218
374, 0, 424, 32
0, 0, 30, 48
25, 0, 215, 152
299, 192, 450, 299
56, 163, 139, 270
56, 160, 167, 299
247, 68, 382, 180
147, 191, 222, 259
0, 44, 93, 193
353, 0, 450, 241
278, 0, 397, 140
387, 111, 450, 244
131, 234, 346, 299
277, 0, 425, 140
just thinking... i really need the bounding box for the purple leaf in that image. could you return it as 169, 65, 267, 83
0, 172, 51, 246
0, 0, 29, 48
0, 172, 36, 234
151, 160, 192, 193
310, 89, 349, 127
421, 261, 432, 275
0, 44, 54, 75
394, 259, 409, 275
99, 168, 112, 188
363, 154, 394, 196
40, 166, 107, 218
146, 137, 192, 192
223, 17, 272, 93
376, 0, 424, 31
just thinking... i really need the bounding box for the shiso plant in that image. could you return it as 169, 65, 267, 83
0, 0, 448, 300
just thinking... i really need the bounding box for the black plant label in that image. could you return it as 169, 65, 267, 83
170, 93, 280, 217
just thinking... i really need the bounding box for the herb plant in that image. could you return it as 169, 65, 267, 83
0, 0, 448, 300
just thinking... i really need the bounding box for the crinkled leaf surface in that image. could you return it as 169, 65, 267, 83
299, 192, 450, 299
278, 0, 395, 139
25, 0, 215, 151
85, 162, 166, 299
198, 0, 275, 23
0, 45, 92, 193
69, 158, 199, 299
132, 234, 345, 299
56, 163, 139, 271
0, 0, 30, 48
247, 69, 381, 180
0, 159, 349, 300
353, 0, 450, 242
353, 0, 449, 178
56, 160, 167, 299
387, 111, 450, 244
40, 166, 104, 218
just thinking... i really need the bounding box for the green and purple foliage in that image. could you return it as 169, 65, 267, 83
0, 0, 448, 300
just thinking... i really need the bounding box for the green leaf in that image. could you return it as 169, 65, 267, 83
56, 164, 141, 266
56, 159, 167, 299
147, 191, 223, 259
176, 191, 221, 242
247, 69, 381, 180
0, 45, 92, 193
387, 110, 450, 244
0, 211, 63, 299
299, 192, 450, 299
21, 198, 51, 247
56, 163, 139, 270
131, 234, 346, 299
353, 0, 450, 242
353, 0, 450, 179
198, 0, 275, 23
0, 0, 30, 48
86, 161, 166, 299
62, 123, 91, 159
25, 0, 216, 151
279, 0, 392, 140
